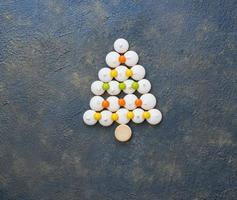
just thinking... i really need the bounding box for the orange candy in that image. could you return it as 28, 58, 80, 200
119, 55, 126, 64
118, 98, 125, 107
135, 99, 142, 107
102, 100, 109, 108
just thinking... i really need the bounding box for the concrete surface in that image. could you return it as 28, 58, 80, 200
0, 0, 236, 199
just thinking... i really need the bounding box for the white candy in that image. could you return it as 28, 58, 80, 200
83, 110, 97, 125
116, 108, 129, 124
140, 93, 156, 110
91, 81, 104, 95
115, 65, 128, 82
124, 51, 139, 66
138, 79, 151, 94
99, 110, 113, 126
131, 65, 145, 80
89, 96, 104, 111
124, 94, 137, 110
107, 96, 120, 112
123, 79, 135, 94
114, 38, 129, 53
147, 109, 162, 125
108, 80, 120, 95
132, 108, 145, 124
105, 51, 120, 68
98, 68, 112, 82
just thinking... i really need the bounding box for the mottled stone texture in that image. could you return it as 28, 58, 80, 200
0, 0, 236, 199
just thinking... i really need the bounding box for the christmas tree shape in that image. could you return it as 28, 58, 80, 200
83, 38, 162, 142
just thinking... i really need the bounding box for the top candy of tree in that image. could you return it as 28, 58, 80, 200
114, 38, 129, 53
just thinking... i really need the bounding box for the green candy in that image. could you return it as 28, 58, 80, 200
119, 82, 126, 90
102, 83, 110, 90
132, 81, 139, 90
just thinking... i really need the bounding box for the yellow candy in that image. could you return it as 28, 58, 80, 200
143, 111, 151, 119
110, 69, 118, 78
94, 112, 101, 120
111, 113, 118, 121
126, 69, 133, 77
126, 111, 134, 119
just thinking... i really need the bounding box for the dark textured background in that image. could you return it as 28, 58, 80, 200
0, 0, 237, 199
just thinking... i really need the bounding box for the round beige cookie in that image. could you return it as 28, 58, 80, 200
114, 124, 132, 142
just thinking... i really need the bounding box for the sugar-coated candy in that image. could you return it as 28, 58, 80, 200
83, 110, 97, 125
99, 110, 113, 126
108, 80, 120, 95
114, 38, 129, 54
137, 79, 151, 94
110, 69, 117, 78
98, 68, 112, 82
124, 94, 137, 110
140, 93, 156, 110
106, 51, 120, 68
119, 82, 126, 90
94, 112, 101, 121
123, 79, 135, 94
124, 51, 139, 66
127, 111, 134, 119
143, 111, 150, 119
118, 98, 125, 106
111, 113, 118, 121
102, 82, 110, 90
147, 109, 162, 125
91, 81, 104, 95
131, 81, 139, 90
116, 108, 129, 124
131, 65, 145, 80
107, 96, 120, 112
119, 55, 126, 64
115, 65, 128, 82
102, 100, 109, 108
135, 99, 142, 107
89, 96, 104, 111
132, 108, 145, 124
126, 69, 133, 77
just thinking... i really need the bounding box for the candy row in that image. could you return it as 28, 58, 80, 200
98, 65, 145, 82
106, 51, 139, 68
83, 108, 162, 126
90, 93, 156, 112
91, 79, 151, 96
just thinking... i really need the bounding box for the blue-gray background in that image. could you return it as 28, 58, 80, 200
0, 0, 236, 199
